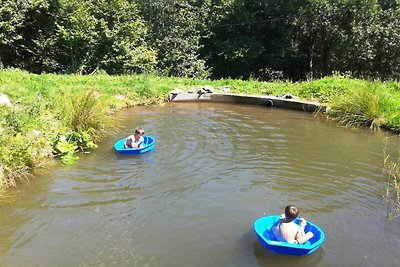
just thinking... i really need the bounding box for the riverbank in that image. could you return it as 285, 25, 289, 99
0, 69, 399, 195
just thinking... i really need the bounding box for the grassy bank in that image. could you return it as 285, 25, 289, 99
0, 69, 399, 195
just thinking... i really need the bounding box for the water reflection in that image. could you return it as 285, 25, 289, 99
252, 240, 325, 267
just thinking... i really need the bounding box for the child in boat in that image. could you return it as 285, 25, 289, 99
273, 205, 314, 244
124, 127, 145, 148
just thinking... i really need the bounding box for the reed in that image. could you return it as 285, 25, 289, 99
384, 155, 400, 213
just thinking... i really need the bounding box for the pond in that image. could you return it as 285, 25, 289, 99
0, 102, 399, 267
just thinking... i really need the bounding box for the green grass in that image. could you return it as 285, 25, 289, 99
1, 68, 400, 194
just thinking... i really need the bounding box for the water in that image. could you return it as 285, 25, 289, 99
0, 102, 399, 267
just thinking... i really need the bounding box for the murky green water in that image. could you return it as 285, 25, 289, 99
1, 102, 399, 267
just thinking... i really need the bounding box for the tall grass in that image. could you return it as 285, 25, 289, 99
327, 84, 388, 130
384, 156, 400, 214
57, 90, 113, 141
50, 90, 115, 163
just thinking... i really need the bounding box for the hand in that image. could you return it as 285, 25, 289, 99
280, 213, 285, 220
300, 218, 307, 227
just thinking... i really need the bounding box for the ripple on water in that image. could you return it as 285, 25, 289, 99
1, 103, 399, 267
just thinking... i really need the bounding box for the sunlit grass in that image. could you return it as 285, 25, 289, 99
327, 83, 388, 130
384, 155, 400, 215
57, 90, 113, 141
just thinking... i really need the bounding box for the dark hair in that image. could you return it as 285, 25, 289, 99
135, 126, 144, 135
284, 205, 299, 222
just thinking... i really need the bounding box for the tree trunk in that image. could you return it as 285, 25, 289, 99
306, 34, 315, 81
320, 22, 330, 77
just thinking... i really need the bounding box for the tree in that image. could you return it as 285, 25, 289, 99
139, 0, 210, 78
371, 1, 400, 79
0, 0, 60, 72
54, 0, 156, 74
0, 0, 26, 68
201, 0, 303, 80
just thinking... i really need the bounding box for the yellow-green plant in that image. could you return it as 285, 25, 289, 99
57, 89, 113, 141
384, 155, 400, 213
0, 133, 34, 187
327, 83, 387, 130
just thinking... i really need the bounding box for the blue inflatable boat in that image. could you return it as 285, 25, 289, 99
114, 136, 156, 155
254, 215, 325, 256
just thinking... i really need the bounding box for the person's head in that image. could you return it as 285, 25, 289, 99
134, 127, 144, 136
284, 205, 299, 222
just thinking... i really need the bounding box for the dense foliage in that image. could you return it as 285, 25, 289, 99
1, 0, 399, 80
0, 0, 156, 74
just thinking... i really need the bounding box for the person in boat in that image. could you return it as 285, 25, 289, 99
124, 127, 144, 148
273, 205, 314, 244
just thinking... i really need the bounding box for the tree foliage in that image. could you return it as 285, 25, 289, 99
0, 0, 399, 80
54, 0, 156, 74
0, 0, 156, 74
0, 0, 60, 71
200, 0, 400, 81
138, 0, 211, 78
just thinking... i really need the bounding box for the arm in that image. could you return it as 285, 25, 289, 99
295, 225, 306, 241
136, 136, 144, 148
278, 214, 285, 225
295, 218, 314, 244
295, 218, 307, 239
124, 135, 133, 148
132, 136, 144, 148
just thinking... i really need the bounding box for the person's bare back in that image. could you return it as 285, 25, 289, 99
280, 220, 301, 243
274, 205, 314, 244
